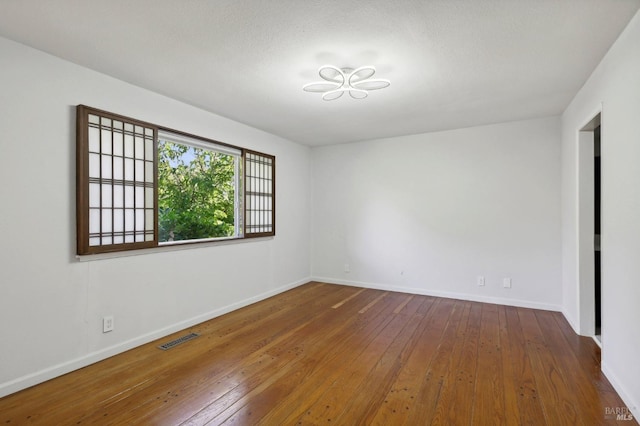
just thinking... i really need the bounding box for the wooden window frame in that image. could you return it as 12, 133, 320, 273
244, 150, 276, 238
76, 105, 275, 256
76, 106, 158, 255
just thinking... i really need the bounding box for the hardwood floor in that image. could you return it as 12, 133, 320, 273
0, 282, 635, 425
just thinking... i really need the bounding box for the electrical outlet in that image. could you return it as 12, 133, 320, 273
344, 263, 350, 273
103, 316, 114, 333
477, 276, 485, 286
503, 278, 512, 288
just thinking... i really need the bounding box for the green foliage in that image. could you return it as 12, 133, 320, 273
157, 141, 236, 242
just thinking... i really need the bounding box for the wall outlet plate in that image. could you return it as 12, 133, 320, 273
477, 276, 485, 286
103, 316, 114, 333
503, 278, 512, 288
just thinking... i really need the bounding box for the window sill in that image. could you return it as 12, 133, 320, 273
75, 235, 274, 262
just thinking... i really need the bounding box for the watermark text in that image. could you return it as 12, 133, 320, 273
604, 406, 634, 421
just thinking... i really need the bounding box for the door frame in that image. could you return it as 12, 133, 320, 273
577, 109, 601, 338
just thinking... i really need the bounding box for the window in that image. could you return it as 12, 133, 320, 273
76, 105, 275, 255
245, 151, 275, 237
157, 131, 241, 243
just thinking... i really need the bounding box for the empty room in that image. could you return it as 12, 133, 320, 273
1, 1, 639, 424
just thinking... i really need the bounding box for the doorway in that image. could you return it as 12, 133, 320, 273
578, 112, 601, 340
594, 124, 601, 340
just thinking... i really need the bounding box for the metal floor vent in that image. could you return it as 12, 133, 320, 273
158, 333, 199, 351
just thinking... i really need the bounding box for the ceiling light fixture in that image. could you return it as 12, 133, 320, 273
303, 65, 390, 101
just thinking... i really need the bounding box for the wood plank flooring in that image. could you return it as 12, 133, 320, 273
0, 282, 635, 425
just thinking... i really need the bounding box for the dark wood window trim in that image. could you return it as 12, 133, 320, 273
76, 105, 275, 256
244, 150, 276, 238
76, 106, 158, 255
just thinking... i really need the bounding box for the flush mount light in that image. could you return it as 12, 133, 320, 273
303, 65, 390, 101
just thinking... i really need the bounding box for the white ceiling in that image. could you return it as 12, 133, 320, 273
0, 1, 638, 146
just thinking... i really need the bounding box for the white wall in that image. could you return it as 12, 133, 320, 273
0, 36, 311, 397
311, 117, 562, 310
561, 10, 640, 417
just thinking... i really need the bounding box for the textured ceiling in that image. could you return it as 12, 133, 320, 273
0, 0, 638, 146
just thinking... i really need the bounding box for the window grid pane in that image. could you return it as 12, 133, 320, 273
80, 107, 156, 253
244, 151, 275, 236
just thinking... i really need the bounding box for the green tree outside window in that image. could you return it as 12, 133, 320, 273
157, 141, 236, 242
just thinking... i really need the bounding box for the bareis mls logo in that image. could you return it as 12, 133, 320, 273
604, 406, 634, 421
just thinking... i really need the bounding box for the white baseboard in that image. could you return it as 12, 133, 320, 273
312, 276, 562, 312
602, 362, 639, 421
0, 277, 310, 398
561, 308, 580, 334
